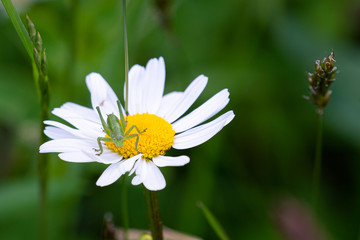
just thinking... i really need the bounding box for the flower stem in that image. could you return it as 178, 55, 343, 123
121, 176, 129, 240
312, 108, 323, 209
122, 0, 129, 113
1, 3, 50, 239
121, 0, 130, 238
36, 46, 50, 240
65, 0, 80, 98
143, 186, 164, 240
38, 103, 49, 240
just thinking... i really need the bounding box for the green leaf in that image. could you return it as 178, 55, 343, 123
198, 201, 230, 240
1, 0, 34, 60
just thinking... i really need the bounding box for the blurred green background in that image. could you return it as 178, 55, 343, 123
1, 0, 360, 239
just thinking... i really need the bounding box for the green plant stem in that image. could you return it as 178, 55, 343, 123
123, 0, 129, 113
1, 3, 50, 239
39, 101, 49, 240
312, 108, 323, 208
39, 70, 50, 240
65, 0, 79, 98
143, 186, 163, 240
1, 0, 34, 60
198, 202, 229, 240
121, 176, 129, 240
121, 0, 130, 238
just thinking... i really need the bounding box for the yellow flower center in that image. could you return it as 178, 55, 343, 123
105, 113, 175, 159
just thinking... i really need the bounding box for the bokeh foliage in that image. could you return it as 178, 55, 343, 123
1, 0, 360, 239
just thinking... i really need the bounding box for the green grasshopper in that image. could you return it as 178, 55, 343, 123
95, 101, 146, 156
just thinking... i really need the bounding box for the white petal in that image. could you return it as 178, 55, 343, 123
156, 91, 183, 118
39, 138, 95, 153
142, 161, 166, 191
174, 110, 234, 138
44, 126, 76, 139
131, 160, 166, 191
51, 108, 103, 138
130, 161, 146, 184
133, 158, 147, 179
173, 111, 235, 149
131, 176, 142, 185
126, 65, 145, 115
142, 57, 166, 114
130, 158, 148, 184
96, 162, 123, 187
96, 156, 138, 187
126, 154, 143, 175
44, 120, 88, 139
163, 75, 208, 123
172, 89, 230, 133
82, 149, 124, 164
86, 73, 119, 116
58, 151, 94, 163
153, 155, 190, 167
57, 102, 99, 123
119, 155, 141, 172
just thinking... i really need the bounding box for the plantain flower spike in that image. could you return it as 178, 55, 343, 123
26, 15, 49, 102
305, 52, 337, 114
26, 15, 36, 41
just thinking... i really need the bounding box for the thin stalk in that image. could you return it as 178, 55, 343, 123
1, 0, 34, 60
123, 0, 129, 113
143, 186, 163, 240
198, 202, 229, 240
121, 0, 130, 239
38, 96, 49, 240
312, 108, 323, 208
1, 2, 50, 240
65, 0, 80, 98
121, 176, 129, 240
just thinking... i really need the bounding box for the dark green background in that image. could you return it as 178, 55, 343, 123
1, 0, 360, 239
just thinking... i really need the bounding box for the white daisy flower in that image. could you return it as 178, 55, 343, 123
40, 57, 234, 191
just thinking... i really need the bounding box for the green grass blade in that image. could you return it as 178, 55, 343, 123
123, 0, 129, 113
1, 0, 34, 60
121, 1, 130, 239
198, 201, 230, 240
